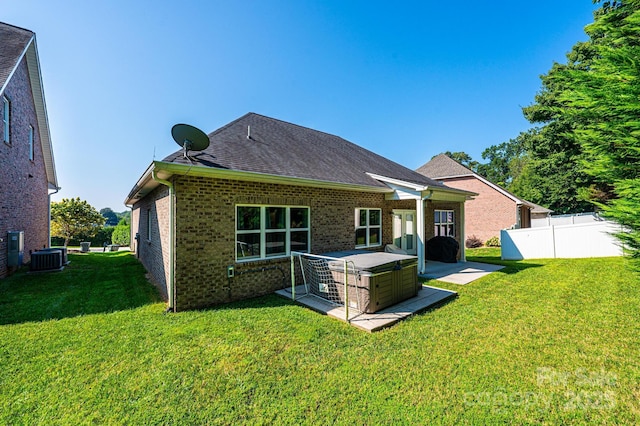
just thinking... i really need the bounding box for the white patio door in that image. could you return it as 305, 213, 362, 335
392, 210, 417, 255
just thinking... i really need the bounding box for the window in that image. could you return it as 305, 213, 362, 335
236, 205, 309, 261
434, 210, 455, 237
355, 208, 382, 248
2, 96, 9, 144
28, 125, 34, 161
146, 209, 152, 241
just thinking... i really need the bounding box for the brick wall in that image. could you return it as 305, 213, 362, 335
0, 58, 49, 277
131, 184, 171, 299
132, 174, 467, 311
439, 176, 517, 243
171, 176, 398, 310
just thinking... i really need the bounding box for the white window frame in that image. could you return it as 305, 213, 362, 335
28, 125, 34, 161
355, 208, 382, 248
235, 205, 310, 262
434, 209, 455, 237
2, 96, 10, 145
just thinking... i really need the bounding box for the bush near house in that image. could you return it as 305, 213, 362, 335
111, 219, 130, 246
485, 236, 500, 247
465, 235, 484, 248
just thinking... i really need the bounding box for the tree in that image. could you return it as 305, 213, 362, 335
517, 38, 601, 214
111, 218, 130, 246
51, 198, 106, 246
476, 131, 530, 188
100, 207, 119, 226
552, 0, 640, 258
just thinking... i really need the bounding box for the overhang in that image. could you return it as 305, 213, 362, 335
125, 161, 396, 206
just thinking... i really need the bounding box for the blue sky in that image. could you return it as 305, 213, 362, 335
4, 1, 598, 211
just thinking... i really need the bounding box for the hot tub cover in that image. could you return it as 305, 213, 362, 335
322, 250, 418, 274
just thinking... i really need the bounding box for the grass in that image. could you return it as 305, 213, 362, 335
1, 251, 639, 424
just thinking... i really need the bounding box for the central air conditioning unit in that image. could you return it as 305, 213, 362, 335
30, 249, 64, 272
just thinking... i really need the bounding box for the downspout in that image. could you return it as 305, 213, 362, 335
152, 170, 176, 312
48, 186, 60, 247
417, 190, 433, 274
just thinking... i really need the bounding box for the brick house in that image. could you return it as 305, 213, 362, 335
0, 22, 59, 277
126, 113, 475, 311
416, 154, 551, 243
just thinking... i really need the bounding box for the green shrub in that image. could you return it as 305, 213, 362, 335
485, 236, 501, 247
112, 219, 130, 246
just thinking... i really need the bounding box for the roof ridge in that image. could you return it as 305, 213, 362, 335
0, 21, 35, 35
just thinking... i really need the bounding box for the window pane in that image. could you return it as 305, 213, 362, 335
355, 228, 367, 246
434, 211, 440, 224
369, 227, 380, 245
237, 206, 260, 230
266, 232, 286, 256
290, 208, 308, 229
265, 207, 286, 229
446, 211, 454, 224
369, 209, 381, 226
291, 231, 309, 252
237, 233, 261, 259
358, 209, 367, 227
448, 224, 455, 236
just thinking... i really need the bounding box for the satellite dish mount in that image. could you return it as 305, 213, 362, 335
171, 124, 210, 160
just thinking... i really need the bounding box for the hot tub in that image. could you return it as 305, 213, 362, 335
321, 250, 420, 313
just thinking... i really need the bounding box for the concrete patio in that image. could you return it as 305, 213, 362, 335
275, 284, 457, 332
420, 260, 505, 285
275, 260, 504, 331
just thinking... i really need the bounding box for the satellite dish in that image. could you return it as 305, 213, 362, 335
171, 124, 210, 159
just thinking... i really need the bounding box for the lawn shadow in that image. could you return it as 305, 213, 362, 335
0, 252, 162, 325
466, 256, 545, 275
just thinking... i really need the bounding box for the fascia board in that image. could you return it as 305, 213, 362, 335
26, 38, 58, 188
125, 161, 393, 205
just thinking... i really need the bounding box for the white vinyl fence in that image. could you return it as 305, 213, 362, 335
531, 212, 602, 228
501, 221, 624, 260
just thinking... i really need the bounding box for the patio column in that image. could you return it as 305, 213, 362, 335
460, 200, 466, 262
416, 196, 426, 274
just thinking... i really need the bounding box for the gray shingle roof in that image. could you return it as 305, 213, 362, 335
0, 22, 34, 92
415, 153, 474, 179
163, 113, 447, 189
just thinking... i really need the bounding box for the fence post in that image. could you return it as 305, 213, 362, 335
290, 254, 296, 300
551, 225, 557, 258
344, 260, 349, 322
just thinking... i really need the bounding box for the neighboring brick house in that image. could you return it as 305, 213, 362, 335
0, 22, 59, 277
126, 113, 475, 311
416, 154, 551, 243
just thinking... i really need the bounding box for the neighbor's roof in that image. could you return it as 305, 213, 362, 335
0, 23, 33, 90
0, 22, 58, 189
416, 153, 474, 179
529, 202, 553, 214
163, 113, 450, 189
416, 153, 540, 209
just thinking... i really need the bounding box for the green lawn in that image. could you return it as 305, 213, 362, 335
1, 251, 639, 424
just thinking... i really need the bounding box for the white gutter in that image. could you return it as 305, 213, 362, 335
151, 170, 176, 312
